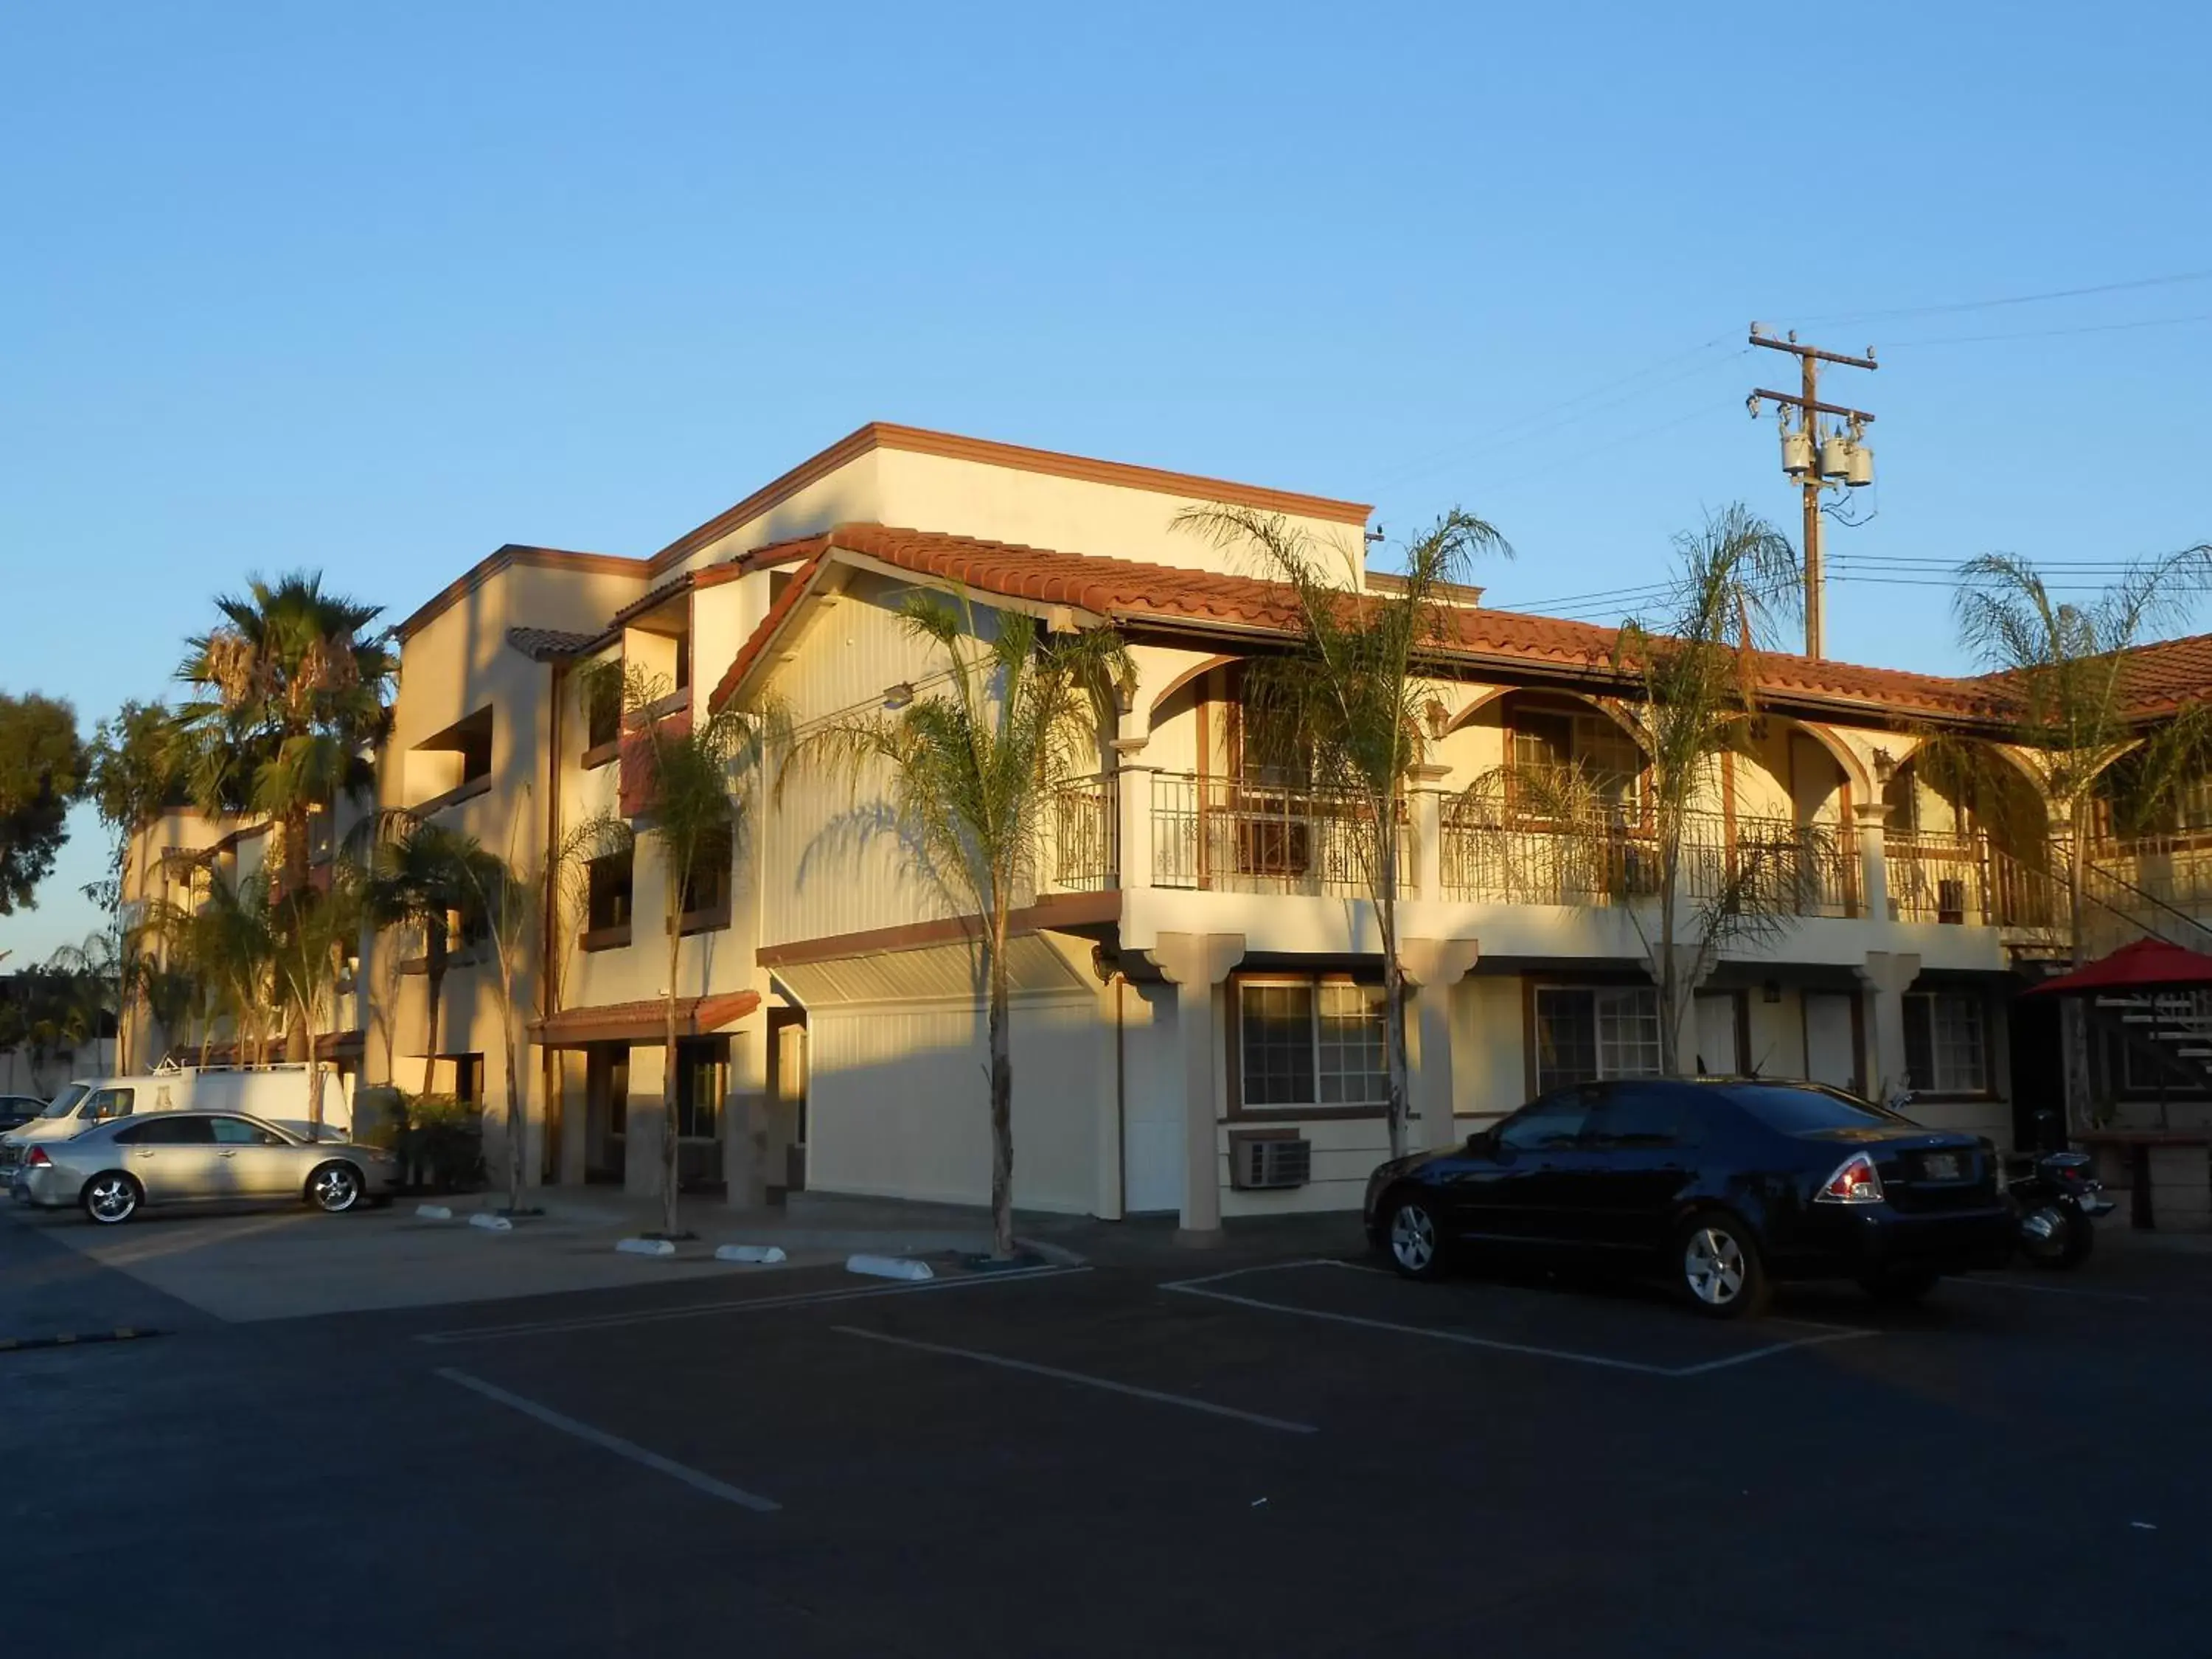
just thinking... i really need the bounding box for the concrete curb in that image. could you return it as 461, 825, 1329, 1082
847, 1254, 934, 1281
615, 1237, 676, 1258
468, 1213, 513, 1233
715, 1245, 787, 1264
415, 1204, 454, 1221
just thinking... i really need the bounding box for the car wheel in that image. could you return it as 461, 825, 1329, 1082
1382, 1192, 1449, 1281
306, 1161, 364, 1214
1859, 1269, 1940, 1304
1677, 1213, 1770, 1319
82, 1172, 142, 1226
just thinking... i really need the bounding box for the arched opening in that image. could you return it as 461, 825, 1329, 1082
1882, 744, 2055, 926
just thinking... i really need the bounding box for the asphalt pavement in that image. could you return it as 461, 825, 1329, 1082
5, 1202, 2211, 1658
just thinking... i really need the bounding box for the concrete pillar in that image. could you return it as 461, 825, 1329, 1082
1113, 738, 1153, 892
1646, 942, 1710, 1077
623, 1043, 669, 1200
556, 1049, 587, 1186
1142, 931, 1245, 1245
1401, 939, 1481, 1152
1409, 765, 1448, 897
1852, 801, 1889, 922
723, 1019, 771, 1209
1857, 949, 1922, 1102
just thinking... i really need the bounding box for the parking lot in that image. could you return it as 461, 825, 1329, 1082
7, 1206, 2212, 1658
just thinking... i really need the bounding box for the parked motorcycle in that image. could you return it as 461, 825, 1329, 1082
2006, 1113, 2115, 1270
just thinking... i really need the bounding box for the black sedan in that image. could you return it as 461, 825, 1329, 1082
0, 1095, 45, 1134
1364, 1078, 2014, 1318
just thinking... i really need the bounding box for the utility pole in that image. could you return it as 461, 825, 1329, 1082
1747, 327, 1877, 660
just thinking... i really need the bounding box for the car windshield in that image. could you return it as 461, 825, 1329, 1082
38, 1084, 91, 1119
1719, 1084, 1912, 1133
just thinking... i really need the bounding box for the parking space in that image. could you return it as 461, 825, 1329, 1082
12, 1209, 2212, 1657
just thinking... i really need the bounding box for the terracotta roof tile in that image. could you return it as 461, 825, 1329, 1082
506, 625, 599, 661
703, 523, 2207, 727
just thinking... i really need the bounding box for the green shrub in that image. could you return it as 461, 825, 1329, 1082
373, 1089, 487, 1192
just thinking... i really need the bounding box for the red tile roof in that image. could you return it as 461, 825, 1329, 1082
707, 524, 2032, 725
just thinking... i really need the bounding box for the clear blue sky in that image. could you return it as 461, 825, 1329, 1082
5, 0, 2208, 960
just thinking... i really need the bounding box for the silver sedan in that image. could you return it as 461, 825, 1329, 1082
7, 1110, 400, 1225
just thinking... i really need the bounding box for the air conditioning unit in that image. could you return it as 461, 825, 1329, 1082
1231, 1137, 1312, 1191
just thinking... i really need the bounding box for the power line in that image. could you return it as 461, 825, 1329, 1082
1371, 338, 1739, 490
1784, 268, 2212, 326
1888, 310, 2212, 348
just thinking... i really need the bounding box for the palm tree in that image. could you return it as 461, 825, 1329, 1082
1174, 505, 1511, 1161
356, 815, 505, 1096
610, 666, 781, 1239
1608, 509, 1806, 1074
1952, 543, 2212, 1121
172, 572, 394, 1058
269, 874, 364, 1126
796, 598, 1128, 1258
188, 868, 279, 1067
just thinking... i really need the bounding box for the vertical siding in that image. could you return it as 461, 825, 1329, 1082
761, 573, 981, 947
807, 993, 1102, 1214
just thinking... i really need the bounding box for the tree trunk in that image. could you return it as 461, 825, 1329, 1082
2063, 801, 2096, 1132
1656, 831, 1683, 1077
1377, 815, 1411, 1162
503, 986, 525, 1216
661, 895, 682, 1239
300, 996, 324, 1126
422, 932, 447, 1098
987, 913, 1015, 1260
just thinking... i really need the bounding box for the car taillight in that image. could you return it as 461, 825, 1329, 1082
1817, 1152, 1885, 1205
24, 1146, 52, 1168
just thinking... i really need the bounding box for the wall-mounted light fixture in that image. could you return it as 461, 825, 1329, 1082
1762, 978, 1782, 1006
881, 683, 915, 711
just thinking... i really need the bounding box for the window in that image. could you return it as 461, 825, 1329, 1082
209, 1116, 287, 1146
680, 828, 732, 925
1902, 992, 1988, 1094
1497, 1091, 1589, 1152
451, 1055, 484, 1105
1237, 980, 1390, 1110
86, 1087, 136, 1123
1586, 1083, 1691, 1149
586, 852, 634, 933
1534, 987, 1661, 1093
1721, 1083, 1906, 1133
676, 1038, 726, 1139
115, 1116, 212, 1145
1509, 704, 1644, 818
585, 667, 623, 751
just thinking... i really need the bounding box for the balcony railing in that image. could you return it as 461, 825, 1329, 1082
1885, 830, 2065, 928
1439, 808, 1857, 917
1150, 773, 1410, 897
1047, 774, 1119, 894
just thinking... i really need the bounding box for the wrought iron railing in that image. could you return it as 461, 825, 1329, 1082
1047, 774, 1119, 893
1440, 807, 1855, 916
1150, 773, 1411, 897
1885, 828, 1988, 924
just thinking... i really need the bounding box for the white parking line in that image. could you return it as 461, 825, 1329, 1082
832, 1325, 1318, 1435
415, 1263, 1091, 1344
436, 1367, 780, 1512
1161, 1261, 1874, 1378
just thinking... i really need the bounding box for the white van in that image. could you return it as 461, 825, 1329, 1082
0, 1065, 354, 1169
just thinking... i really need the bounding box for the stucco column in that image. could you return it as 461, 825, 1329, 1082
623, 1043, 669, 1200
1113, 737, 1152, 893
1646, 942, 1711, 1077
723, 1018, 771, 1210
1143, 931, 1245, 1245
1400, 938, 1481, 1152
1409, 764, 1449, 897
1857, 950, 1921, 1102
1851, 800, 1889, 922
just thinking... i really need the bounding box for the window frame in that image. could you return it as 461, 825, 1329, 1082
1528, 983, 1664, 1096
1901, 989, 1992, 1098
1227, 973, 1394, 1121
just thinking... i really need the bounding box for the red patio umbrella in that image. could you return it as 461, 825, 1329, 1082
2023, 936, 2212, 995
